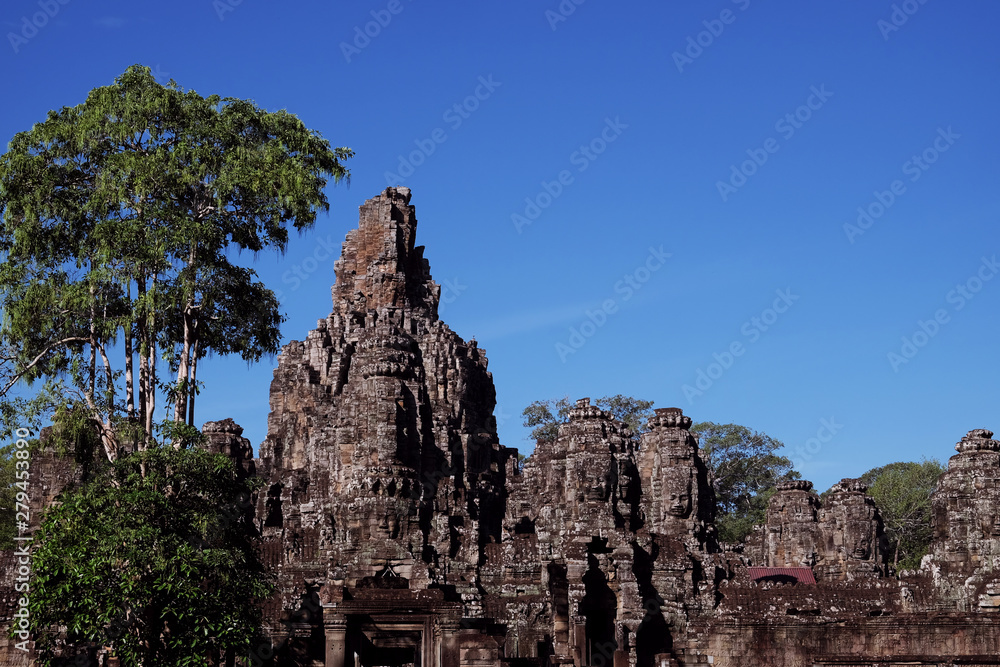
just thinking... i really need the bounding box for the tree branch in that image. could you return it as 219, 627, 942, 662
1, 337, 91, 396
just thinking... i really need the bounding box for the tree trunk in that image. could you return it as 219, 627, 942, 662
146, 273, 158, 439
146, 273, 158, 438
89, 280, 96, 398
187, 335, 199, 427
137, 275, 149, 448
96, 416, 119, 463
174, 245, 198, 426
173, 306, 192, 425
125, 282, 135, 419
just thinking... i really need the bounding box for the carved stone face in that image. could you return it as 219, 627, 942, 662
386, 511, 400, 539
665, 471, 692, 518
618, 460, 635, 496
587, 472, 610, 502
667, 491, 690, 517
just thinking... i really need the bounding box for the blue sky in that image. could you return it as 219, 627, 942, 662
2, 0, 998, 492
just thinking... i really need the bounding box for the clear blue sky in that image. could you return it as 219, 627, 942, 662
3, 0, 998, 491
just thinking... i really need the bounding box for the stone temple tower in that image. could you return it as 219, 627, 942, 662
255, 187, 511, 665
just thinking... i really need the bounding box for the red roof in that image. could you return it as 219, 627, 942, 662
747, 566, 816, 585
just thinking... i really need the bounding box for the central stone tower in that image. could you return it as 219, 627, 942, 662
255, 187, 510, 665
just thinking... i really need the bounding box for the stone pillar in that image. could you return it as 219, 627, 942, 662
324, 614, 347, 667
571, 616, 587, 666
425, 616, 436, 667
441, 618, 461, 667
290, 621, 314, 665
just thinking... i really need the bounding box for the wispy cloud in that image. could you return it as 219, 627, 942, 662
94, 17, 126, 29
464, 303, 596, 341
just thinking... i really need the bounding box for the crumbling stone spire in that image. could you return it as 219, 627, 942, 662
331, 186, 440, 322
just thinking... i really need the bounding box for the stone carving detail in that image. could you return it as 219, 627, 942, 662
776, 479, 813, 492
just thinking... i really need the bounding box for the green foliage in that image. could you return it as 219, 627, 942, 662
49, 402, 107, 476
155, 419, 205, 450
692, 421, 799, 544
857, 458, 945, 570
27, 443, 272, 666
521, 396, 572, 445
594, 394, 654, 436
0, 441, 22, 549
0, 64, 352, 452
521, 395, 654, 446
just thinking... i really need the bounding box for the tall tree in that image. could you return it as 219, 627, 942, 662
857, 458, 944, 570
691, 421, 799, 543
521, 396, 572, 446
27, 442, 272, 666
0, 65, 352, 457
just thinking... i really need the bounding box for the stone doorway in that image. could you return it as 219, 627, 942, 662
357, 645, 418, 667
322, 588, 470, 667
354, 620, 423, 667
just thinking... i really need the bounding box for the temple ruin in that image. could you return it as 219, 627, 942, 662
4, 187, 1000, 666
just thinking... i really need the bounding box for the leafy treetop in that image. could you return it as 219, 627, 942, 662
691, 421, 800, 543
0, 64, 352, 459
521, 395, 654, 446
855, 458, 944, 570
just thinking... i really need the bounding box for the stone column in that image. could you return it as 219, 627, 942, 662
441, 617, 461, 667
425, 616, 436, 667
324, 614, 347, 667
570, 615, 587, 666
